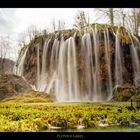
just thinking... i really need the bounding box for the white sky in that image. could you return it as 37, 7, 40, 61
15, 8, 95, 30
0, 8, 99, 42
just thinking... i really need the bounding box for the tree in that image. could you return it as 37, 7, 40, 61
74, 10, 89, 29
94, 8, 116, 26
26, 24, 40, 41
109, 8, 114, 25
43, 29, 47, 36
111, 8, 126, 27
0, 35, 10, 73
58, 19, 65, 30
120, 9, 126, 27
52, 18, 56, 32
126, 8, 140, 35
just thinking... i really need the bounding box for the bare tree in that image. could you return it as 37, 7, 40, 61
74, 10, 89, 29
52, 18, 56, 32
121, 9, 126, 27
94, 8, 116, 25
58, 19, 65, 30
43, 29, 47, 36
126, 8, 140, 35
109, 8, 114, 25
26, 24, 40, 41
95, 8, 140, 35
125, 8, 140, 35
0, 35, 10, 73
112, 8, 126, 27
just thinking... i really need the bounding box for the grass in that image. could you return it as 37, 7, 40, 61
2, 96, 53, 103
1, 90, 54, 103
0, 102, 139, 132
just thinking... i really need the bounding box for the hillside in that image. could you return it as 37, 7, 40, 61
0, 73, 53, 102
0, 58, 15, 74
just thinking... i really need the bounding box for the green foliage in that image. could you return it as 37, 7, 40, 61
0, 102, 139, 131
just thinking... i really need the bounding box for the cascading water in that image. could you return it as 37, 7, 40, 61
92, 27, 102, 101
39, 39, 51, 91
115, 27, 124, 85
15, 25, 140, 102
104, 29, 113, 100
128, 32, 140, 86
81, 33, 94, 100
54, 37, 80, 101
37, 45, 40, 89
13, 46, 29, 76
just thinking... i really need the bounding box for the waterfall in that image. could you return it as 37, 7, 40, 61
15, 25, 140, 102
13, 46, 29, 76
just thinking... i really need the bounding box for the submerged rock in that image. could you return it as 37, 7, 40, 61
76, 125, 85, 129
48, 124, 64, 130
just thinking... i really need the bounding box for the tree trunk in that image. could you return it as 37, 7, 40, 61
109, 8, 114, 25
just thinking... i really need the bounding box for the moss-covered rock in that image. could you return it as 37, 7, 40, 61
131, 87, 140, 101
111, 85, 140, 101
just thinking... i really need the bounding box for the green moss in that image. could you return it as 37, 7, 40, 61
0, 102, 139, 132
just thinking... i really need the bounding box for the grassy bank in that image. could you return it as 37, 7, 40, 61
0, 102, 140, 132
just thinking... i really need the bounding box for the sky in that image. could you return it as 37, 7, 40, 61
0, 8, 98, 42
0, 8, 100, 60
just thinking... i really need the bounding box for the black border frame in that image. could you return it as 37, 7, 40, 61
0, 0, 140, 139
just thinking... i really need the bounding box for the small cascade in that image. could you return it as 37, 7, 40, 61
39, 39, 51, 91
67, 37, 79, 101
81, 33, 93, 100
13, 46, 29, 76
104, 29, 113, 100
115, 27, 124, 85
92, 27, 102, 101
36, 45, 40, 89
55, 39, 67, 101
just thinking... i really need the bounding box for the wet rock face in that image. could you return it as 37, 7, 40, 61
23, 37, 44, 86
